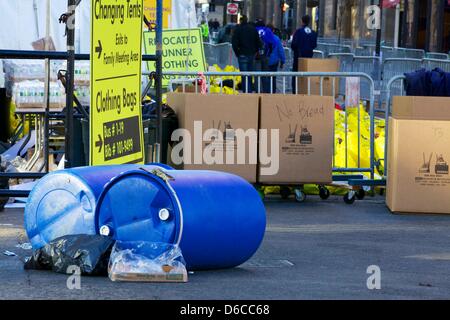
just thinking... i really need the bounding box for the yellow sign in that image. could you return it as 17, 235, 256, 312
90, 0, 144, 165
143, 28, 207, 87
144, 0, 172, 29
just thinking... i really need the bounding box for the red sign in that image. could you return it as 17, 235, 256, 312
227, 3, 239, 15
382, 0, 400, 8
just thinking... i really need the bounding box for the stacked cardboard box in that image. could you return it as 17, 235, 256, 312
167, 93, 260, 182
387, 96, 450, 214
167, 93, 335, 185
297, 58, 340, 97
258, 94, 334, 184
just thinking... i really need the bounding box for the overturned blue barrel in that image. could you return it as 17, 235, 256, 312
25, 165, 150, 249
95, 168, 266, 270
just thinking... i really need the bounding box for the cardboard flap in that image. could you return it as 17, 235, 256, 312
392, 96, 450, 120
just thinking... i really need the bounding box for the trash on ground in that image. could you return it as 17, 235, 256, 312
0, 132, 36, 161
16, 243, 32, 250
108, 241, 188, 283
3, 250, 17, 257
24, 235, 115, 276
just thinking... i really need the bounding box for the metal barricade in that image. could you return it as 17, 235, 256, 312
400, 48, 425, 59
423, 58, 450, 72
281, 48, 324, 88
382, 58, 422, 98
383, 75, 406, 176
328, 53, 355, 97
162, 70, 381, 196
328, 53, 354, 72
353, 56, 381, 101
353, 56, 380, 77
381, 47, 398, 59
313, 50, 325, 59
203, 43, 238, 69
317, 37, 340, 44
317, 43, 352, 56
426, 52, 449, 60
354, 47, 372, 56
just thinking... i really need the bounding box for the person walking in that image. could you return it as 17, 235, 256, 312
267, 24, 286, 93
218, 24, 233, 44
232, 15, 263, 93
291, 15, 318, 94
200, 20, 210, 43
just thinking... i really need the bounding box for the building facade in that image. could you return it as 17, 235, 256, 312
237, 0, 450, 52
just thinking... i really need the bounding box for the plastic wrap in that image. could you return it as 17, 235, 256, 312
108, 241, 188, 283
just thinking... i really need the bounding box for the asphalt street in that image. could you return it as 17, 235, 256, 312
1, 196, 450, 300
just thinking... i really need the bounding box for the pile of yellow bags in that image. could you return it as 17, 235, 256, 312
209, 65, 240, 95
334, 103, 385, 178
262, 103, 386, 196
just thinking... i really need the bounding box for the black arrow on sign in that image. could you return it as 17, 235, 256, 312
95, 134, 103, 153
95, 40, 103, 59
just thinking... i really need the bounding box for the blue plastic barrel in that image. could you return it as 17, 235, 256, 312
95, 168, 266, 270
25, 165, 145, 249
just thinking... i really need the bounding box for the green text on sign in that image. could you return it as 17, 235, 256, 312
143, 28, 207, 87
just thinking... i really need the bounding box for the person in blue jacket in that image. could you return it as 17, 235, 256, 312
291, 15, 318, 94
267, 24, 286, 93
255, 19, 278, 93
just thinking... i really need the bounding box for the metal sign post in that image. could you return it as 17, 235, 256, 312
375, 1, 384, 57
155, 0, 163, 162
65, 0, 76, 169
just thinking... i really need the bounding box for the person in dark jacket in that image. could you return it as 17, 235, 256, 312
232, 15, 263, 93
291, 15, 318, 94
218, 24, 234, 44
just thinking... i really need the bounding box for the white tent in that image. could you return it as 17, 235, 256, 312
0, 0, 197, 53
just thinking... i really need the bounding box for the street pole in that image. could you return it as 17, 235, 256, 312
375, 0, 384, 56
155, 0, 163, 162
44, 0, 51, 173
65, 0, 75, 168
394, 3, 400, 48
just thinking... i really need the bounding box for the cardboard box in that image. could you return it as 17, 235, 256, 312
174, 85, 198, 93
167, 93, 259, 182
392, 96, 450, 120
387, 117, 450, 214
297, 58, 340, 97
258, 94, 335, 184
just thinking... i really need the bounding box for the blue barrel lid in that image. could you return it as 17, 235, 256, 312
25, 171, 97, 249
95, 168, 183, 245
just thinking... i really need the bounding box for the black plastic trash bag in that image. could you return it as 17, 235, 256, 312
24, 235, 115, 276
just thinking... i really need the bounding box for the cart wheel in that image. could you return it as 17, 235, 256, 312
356, 189, 366, 200
344, 191, 356, 205
294, 189, 306, 203
280, 186, 291, 200
319, 186, 331, 200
